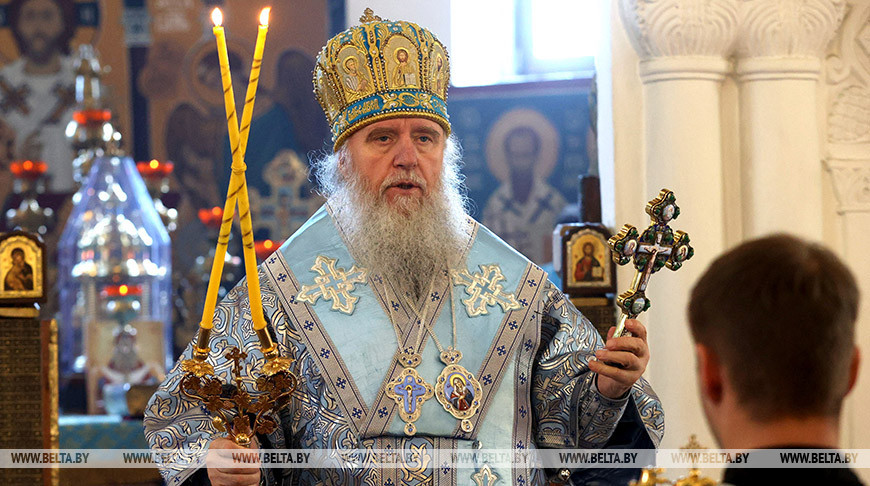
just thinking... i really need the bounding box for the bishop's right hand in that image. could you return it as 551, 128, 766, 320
207, 437, 261, 486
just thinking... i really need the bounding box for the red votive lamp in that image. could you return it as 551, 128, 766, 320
254, 239, 282, 261
72, 109, 112, 126
10, 160, 48, 180
102, 284, 143, 297
198, 206, 224, 229
136, 159, 174, 179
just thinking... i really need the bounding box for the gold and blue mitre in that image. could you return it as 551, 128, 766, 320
313, 8, 451, 149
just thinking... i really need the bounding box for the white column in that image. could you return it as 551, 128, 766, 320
618, 0, 738, 449
825, 4, 870, 482
736, 0, 845, 239
827, 161, 870, 459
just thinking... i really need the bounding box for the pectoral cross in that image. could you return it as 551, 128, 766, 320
608, 189, 693, 338
395, 375, 427, 414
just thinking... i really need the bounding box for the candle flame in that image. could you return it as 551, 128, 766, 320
211, 7, 223, 27
119, 285, 129, 296
259, 7, 271, 26
211, 206, 222, 216
264, 240, 273, 249
149, 159, 159, 169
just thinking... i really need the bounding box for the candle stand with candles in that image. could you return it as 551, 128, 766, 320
177, 6, 298, 446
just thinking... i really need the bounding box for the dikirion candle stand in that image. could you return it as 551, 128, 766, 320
178, 6, 297, 447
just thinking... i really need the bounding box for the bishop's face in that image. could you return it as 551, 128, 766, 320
342, 118, 445, 211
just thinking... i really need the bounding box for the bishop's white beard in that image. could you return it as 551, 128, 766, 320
327, 148, 468, 300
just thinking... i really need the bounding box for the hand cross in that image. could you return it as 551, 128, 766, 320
608, 189, 693, 338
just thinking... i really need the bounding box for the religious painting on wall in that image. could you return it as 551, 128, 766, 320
0, 230, 44, 302
450, 79, 595, 266
143, 1, 331, 238
0, 0, 131, 198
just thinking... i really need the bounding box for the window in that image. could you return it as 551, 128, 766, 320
450, 0, 599, 86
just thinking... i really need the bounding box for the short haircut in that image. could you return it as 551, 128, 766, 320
688, 234, 859, 420
7, 0, 77, 56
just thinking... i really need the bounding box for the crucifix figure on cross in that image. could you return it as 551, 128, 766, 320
607, 189, 694, 338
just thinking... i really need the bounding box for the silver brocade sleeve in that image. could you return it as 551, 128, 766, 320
143, 269, 295, 485
531, 280, 665, 449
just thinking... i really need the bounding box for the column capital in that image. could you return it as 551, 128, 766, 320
619, 0, 739, 59
736, 0, 846, 60
825, 159, 870, 213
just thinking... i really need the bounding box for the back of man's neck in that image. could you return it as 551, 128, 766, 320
720, 416, 840, 450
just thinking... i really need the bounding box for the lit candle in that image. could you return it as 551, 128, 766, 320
202, 7, 270, 342
238, 7, 270, 156
210, 7, 242, 164
200, 7, 245, 332
232, 7, 272, 334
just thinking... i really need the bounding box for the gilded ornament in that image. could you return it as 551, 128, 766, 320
385, 367, 434, 436
471, 464, 500, 486
313, 9, 451, 148
296, 255, 368, 314
451, 264, 522, 317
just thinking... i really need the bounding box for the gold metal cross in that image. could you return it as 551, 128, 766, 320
451, 264, 522, 317
297, 255, 368, 314
608, 189, 693, 338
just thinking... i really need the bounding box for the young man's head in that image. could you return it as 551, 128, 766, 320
688, 234, 861, 446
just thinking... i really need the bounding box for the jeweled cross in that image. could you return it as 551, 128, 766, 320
394, 375, 428, 414
297, 255, 368, 314
451, 264, 522, 317
608, 189, 693, 338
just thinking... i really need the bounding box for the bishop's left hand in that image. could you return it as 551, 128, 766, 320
588, 319, 650, 399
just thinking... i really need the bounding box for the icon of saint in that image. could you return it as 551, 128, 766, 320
392, 47, 417, 88
3, 247, 34, 291
342, 56, 369, 94
574, 242, 603, 282
449, 375, 471, 411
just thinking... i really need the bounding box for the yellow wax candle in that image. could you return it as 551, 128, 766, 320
238, 7, 270, 155
211, 7, 243, 171
199, 7, 243, 331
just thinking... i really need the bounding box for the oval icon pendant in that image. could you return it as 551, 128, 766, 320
434, 363, 483, 430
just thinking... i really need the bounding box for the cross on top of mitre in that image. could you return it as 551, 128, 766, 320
360, 7, 383, 23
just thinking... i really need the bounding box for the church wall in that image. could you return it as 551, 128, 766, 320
825, 2, 870, 474
608, 1, 870, 483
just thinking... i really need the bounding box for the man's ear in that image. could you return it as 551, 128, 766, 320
338, 150, 350, 179
696, 343, 723, 405
846, 346, 861, 396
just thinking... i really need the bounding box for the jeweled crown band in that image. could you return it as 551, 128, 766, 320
313, 9, 451, 149
331, 89, 449, 148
